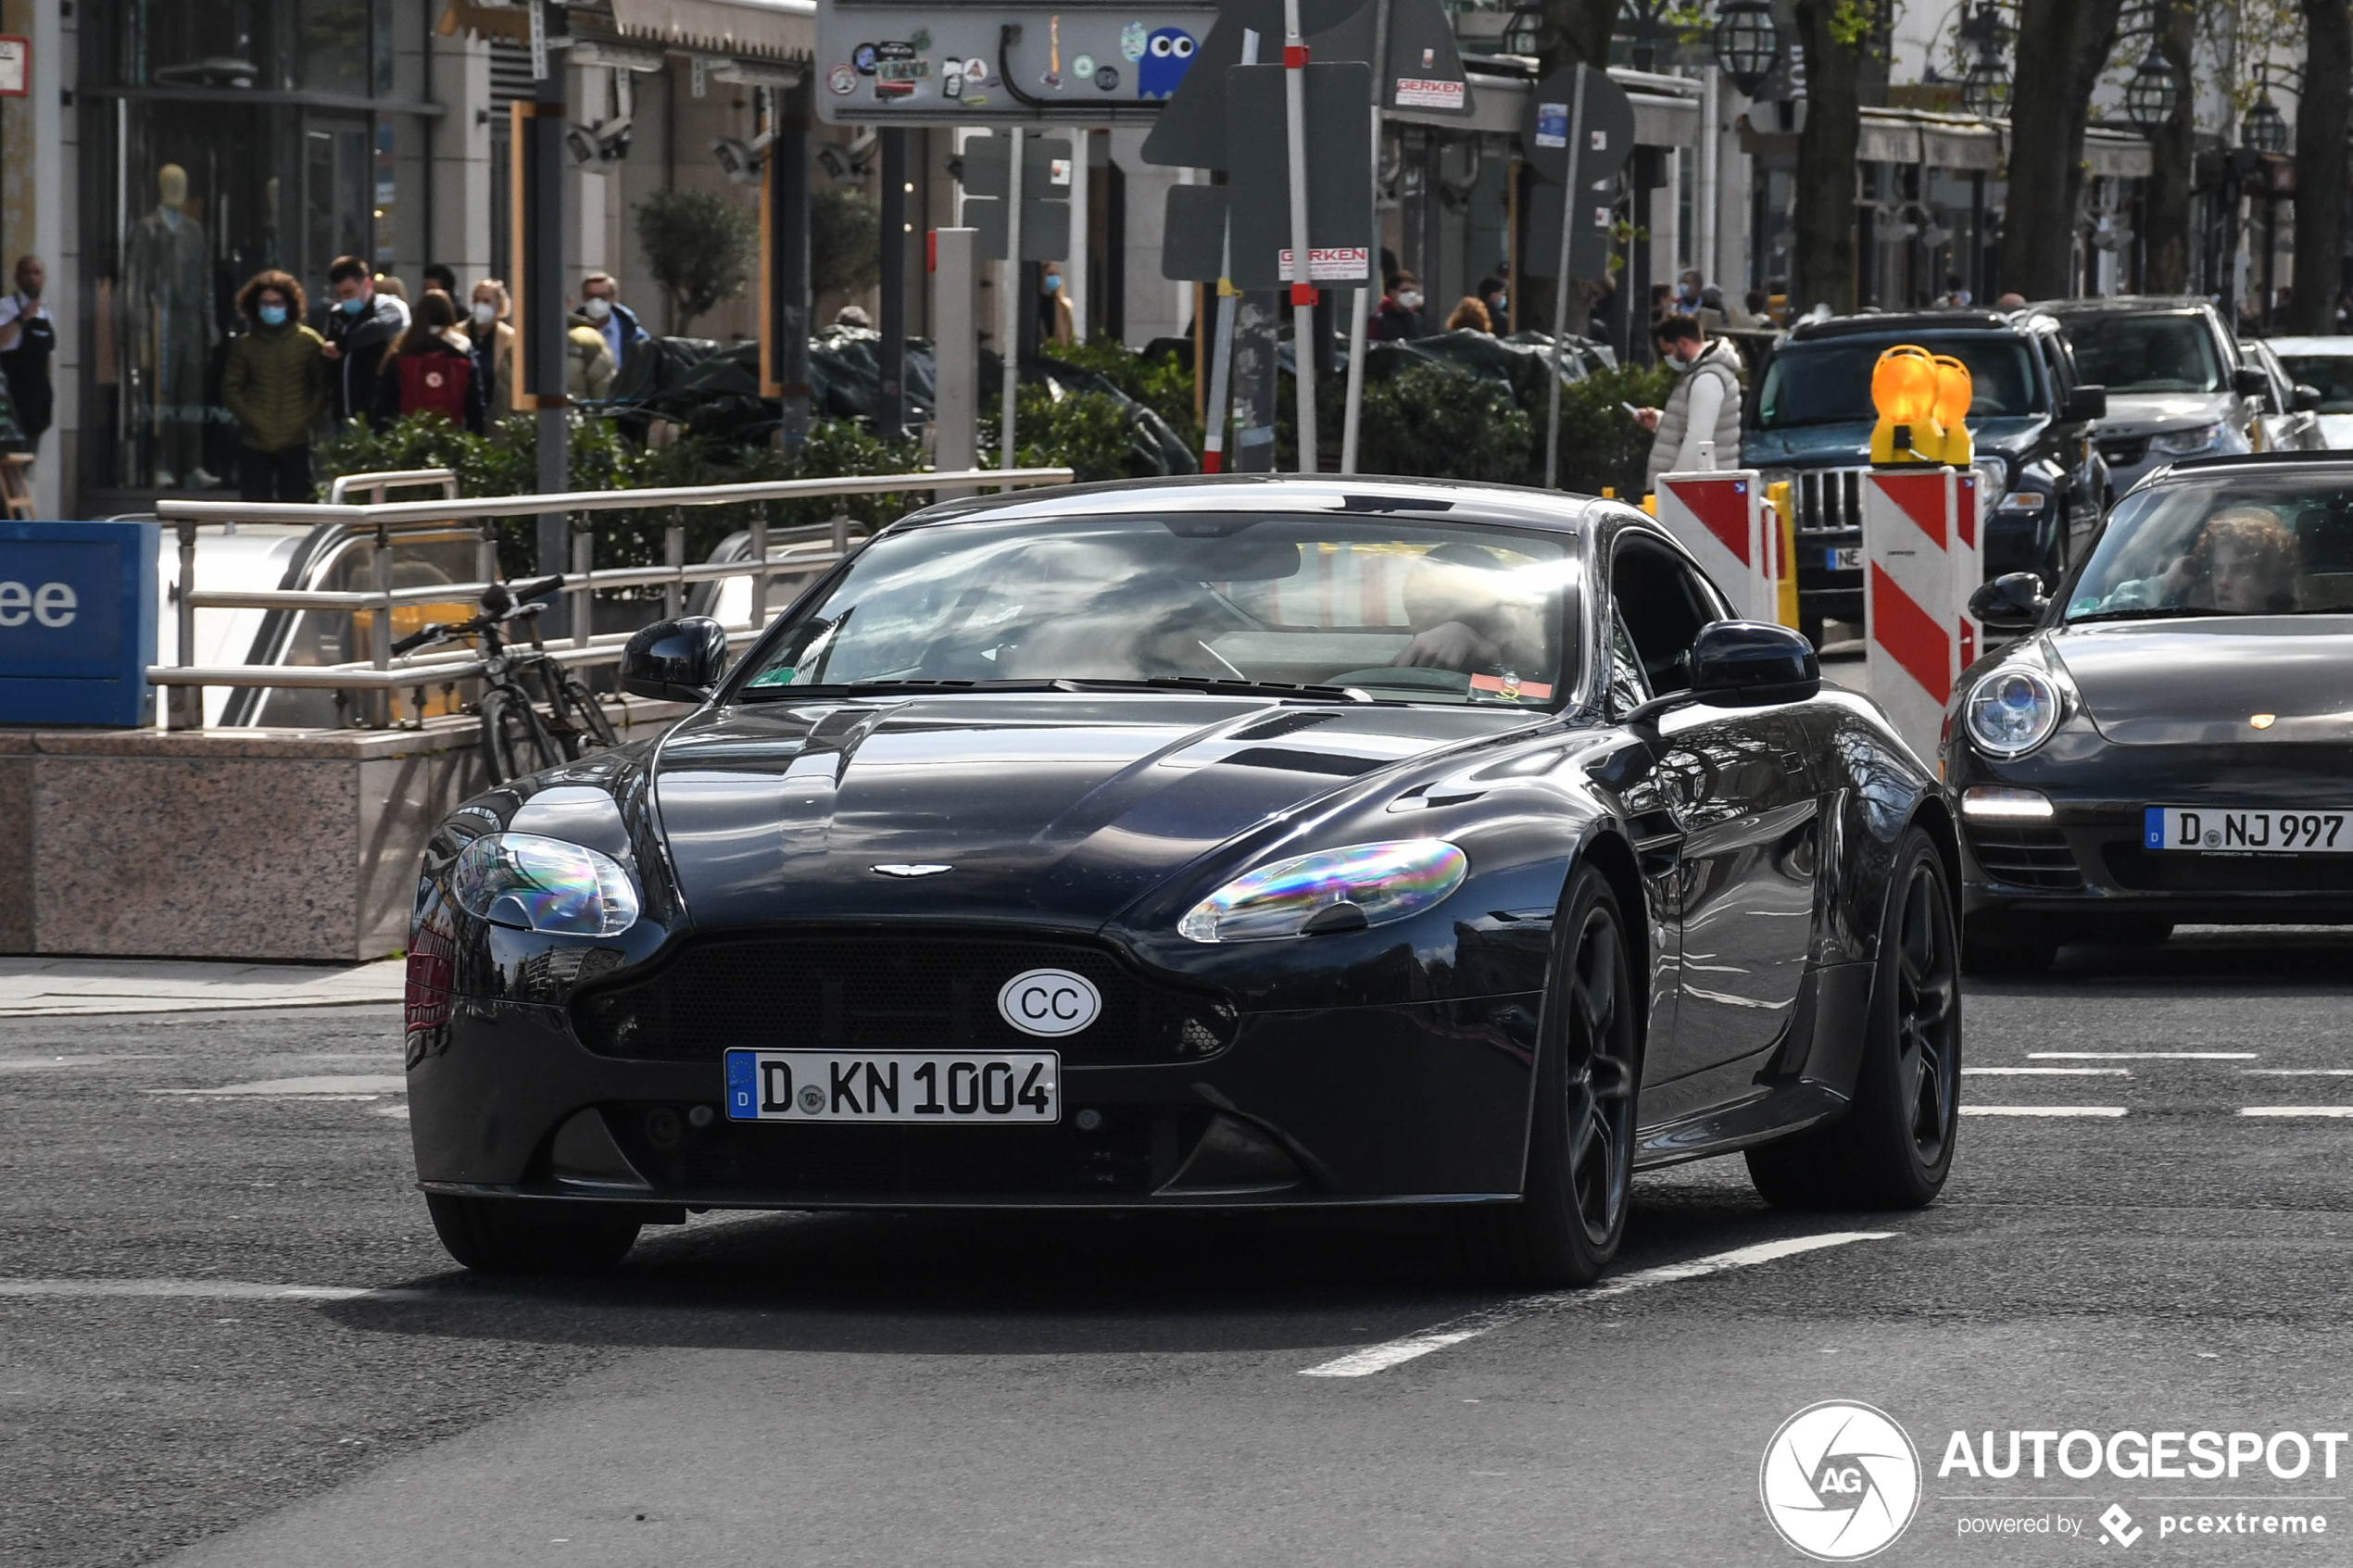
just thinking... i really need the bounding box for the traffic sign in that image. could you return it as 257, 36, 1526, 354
1225, 62, 1374, 289
1518, 63, 1633, 188
957, 133, 1074, 261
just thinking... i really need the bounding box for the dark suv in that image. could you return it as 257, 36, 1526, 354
1747, 309, 2110, 646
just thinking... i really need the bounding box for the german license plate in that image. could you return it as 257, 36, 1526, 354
724, 1048, 1060, 1123
1826, 546, 1863, 571
2145, 807, 2349, 853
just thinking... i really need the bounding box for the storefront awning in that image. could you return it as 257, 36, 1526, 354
606, 0, 814, 60
1391, 67, 1701, 149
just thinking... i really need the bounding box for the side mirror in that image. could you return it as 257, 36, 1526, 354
2061, 384, 2108, 422
1690, 621, 1820, 708
620, 617, 729, 702
2233, 366, 2272, 400
1968, 571, 2048, 633
2293, 383, 2324, 413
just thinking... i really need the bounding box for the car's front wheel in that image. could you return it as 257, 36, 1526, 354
1748, 826, 1961, 1210
1462, 866, 1640, 1286
425, 1193, 642, 1273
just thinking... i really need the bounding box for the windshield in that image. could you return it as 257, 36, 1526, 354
1755, 336, 2042, 429
2057, 313, 2225, 394
736, 513, 1581, 707
2065, 475, 2353, 621
2279, 355, 2353, 414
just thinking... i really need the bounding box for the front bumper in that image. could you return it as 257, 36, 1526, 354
409, 990, 1542, 1209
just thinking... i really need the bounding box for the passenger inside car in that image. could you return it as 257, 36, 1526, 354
1387, 543, 1552, 677
2079, 507, 2300, 615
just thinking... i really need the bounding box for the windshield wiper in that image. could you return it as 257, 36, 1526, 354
2065, 606, 2241, 626
738, 677, 1066, 699
1052, 676, 1377, 702
738, 675, 1381, 702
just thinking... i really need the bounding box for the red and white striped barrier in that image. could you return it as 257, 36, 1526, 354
1863, 467, 1981, 760
1655, 470, 1776, 623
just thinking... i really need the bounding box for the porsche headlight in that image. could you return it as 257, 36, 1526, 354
1177, 839, 1468, 943
2150, 422, 2222, 458
1964, 667, 2062, 759
450, 832, 639, 936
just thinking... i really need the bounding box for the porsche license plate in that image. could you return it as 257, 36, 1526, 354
724, 1049, 1060, 1123
1826, 546, 1863, 572
2145, 807, 2350, 854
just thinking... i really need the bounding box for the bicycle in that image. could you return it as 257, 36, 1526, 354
391, 573, 621, 784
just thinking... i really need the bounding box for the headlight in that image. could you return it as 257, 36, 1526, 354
1994, 489, 2048, 514
2150, 422, 2222, 457
1964, 667, 2062, 759
1177, 839, 1468, 943
450, 832, 640, 936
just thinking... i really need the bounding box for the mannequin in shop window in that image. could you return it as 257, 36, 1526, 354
122, 163, 219, 490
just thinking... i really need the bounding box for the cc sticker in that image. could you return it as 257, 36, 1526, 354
997, 969, 1102, 1036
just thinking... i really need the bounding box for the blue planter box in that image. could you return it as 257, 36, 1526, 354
0, 520, 158, 727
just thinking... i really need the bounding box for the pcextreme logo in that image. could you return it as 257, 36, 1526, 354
1760, 1400, 1924, 1561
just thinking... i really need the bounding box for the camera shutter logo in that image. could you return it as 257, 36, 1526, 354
997, 969, 1101, 1037
1759, 1400, 1921, 1561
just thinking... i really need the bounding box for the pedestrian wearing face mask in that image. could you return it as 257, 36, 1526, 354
222, 270, 327, 502
319, 256, 409, 427
1038, 263, 1076, 347
1373, 272, 1426, 341
466, 279, 516, 418
1635, 312, 1744, 496
1476, 273, 1508, 332
571, 272, 647, 378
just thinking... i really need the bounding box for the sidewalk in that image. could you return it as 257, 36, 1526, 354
0, 957, 406, 1018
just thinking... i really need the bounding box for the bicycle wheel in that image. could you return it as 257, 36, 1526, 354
480, 685, 560, 784
546, 672, 621, 760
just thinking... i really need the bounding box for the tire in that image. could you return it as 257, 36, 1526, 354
480, 685, 559, 784
546, 673, 620, 760
1459, 867, 1641, 1286
1747, 827, 1961, 1210
2103, 919, 2173, 946
425, 1192, 641, 1274
1799, 607, 1826, 652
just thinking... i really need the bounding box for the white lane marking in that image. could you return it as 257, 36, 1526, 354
0, 1278, 433, 1303
1960, 1106, 2129, 1118
2240, 1107, 2353, 1118
372, 1104, 411, 1121
146, 1074, 408, 1098
1297, 1231, 1895, 1379
2028, 1052, 2256, 1060
2246, 1070, 2353, 1077
0, 1054, 175, 1073
1964, 1067, 2131, 1076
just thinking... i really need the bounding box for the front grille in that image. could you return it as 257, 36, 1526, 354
606, 1107, 1176, 1196
2099, 436, 2151, 469
2102, 845, 2353, 893
572, 934, 1238, 1065
1792, 467, 1869, 535
1966, 822, 2084, 890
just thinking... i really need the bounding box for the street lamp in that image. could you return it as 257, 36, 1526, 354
2123, 47, 2177, 134
1500, 0, 1541, 58
2243, 93, 2289, 155
1961, 56, 2011, 117
1712, 0, 1780, 97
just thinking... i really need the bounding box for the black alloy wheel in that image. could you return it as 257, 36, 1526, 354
480, 685, 560, 784
1461, 866, 1641, 1286
425, 1193, 642, 1273
1748, 826, 1962, 1210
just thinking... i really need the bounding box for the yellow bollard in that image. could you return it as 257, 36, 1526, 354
1767, 480, 1800, 629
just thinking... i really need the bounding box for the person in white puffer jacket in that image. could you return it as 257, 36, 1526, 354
1636, 312, 1744, 496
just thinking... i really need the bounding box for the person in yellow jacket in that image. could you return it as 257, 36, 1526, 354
221, 270, 326, 502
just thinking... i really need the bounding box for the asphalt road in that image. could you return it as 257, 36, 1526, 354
6, 920, 2353, 1568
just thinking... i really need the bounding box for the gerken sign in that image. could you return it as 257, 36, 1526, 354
0, 520, 157, 726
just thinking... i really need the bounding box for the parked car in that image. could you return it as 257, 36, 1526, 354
2265, 336, 2353, 449
2240, 339, 2326, 455
2036, 296, 2264, 495
404, 475, 1965, 1281
1747, 309, 2109, 647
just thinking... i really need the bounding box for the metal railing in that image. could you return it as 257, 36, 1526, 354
151, 466, 1075, 727
325, 468, 460, 505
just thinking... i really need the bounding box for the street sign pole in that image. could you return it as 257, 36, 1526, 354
1338, 0, 1393, 474
1542, 66, 1589, 494
1202, 29, 1258, 475
1282, 0, 1317, 472
1001, 127, 1025, 469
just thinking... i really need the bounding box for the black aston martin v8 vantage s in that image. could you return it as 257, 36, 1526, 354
405, 476, 1964, 1285
1950, 451, 2353, 972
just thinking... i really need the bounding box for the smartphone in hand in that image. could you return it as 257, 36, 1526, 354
1620, 401, 1642, 420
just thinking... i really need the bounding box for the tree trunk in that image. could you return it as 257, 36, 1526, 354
2140, 0, 2196, 294
2004, 0, 2129, 302
2291, 0, 2352, 332
1790, 1, 1862, 315
1535, 0, 1619, 74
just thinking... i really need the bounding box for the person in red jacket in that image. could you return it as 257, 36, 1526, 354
371, 289, 486, 433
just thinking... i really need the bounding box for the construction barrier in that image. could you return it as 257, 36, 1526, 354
1655, 470, 1780, 625
1863, 466, 1981, 760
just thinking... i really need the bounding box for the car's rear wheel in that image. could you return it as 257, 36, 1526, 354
425, 1193, 641, 1273
1460, 867, 1640, 1286
1748, 827, 1960, 1210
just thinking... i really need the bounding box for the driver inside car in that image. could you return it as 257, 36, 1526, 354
2079, 506, 2301, 616
1388, 543, 1552, 675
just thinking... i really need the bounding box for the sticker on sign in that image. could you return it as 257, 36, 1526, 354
1394, 78, 1462, 108
1277, 246, 1371, 282
1535, 101, 1567, 147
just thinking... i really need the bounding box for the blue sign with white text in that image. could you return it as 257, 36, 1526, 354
0, 520, 158, 726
